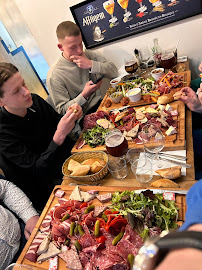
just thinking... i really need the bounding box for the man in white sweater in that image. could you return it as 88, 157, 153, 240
0, 178, 39, 269
47, 21, 118, 139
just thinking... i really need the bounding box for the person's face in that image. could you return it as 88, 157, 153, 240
0, 72, 33, 116
58, 33, 84, 61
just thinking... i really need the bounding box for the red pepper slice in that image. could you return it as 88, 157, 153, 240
96, 236, 106, 244
80, 202, 88, 209
105, 215, 127, 232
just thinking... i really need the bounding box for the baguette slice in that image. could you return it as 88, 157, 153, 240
90, 160, 106, 173
82, 158, 99, 166
71, 165, 91, 176
157, 93, 174, 105
68, 159, 81, 172
155, 166, 182, 179
151, 178, 179, 188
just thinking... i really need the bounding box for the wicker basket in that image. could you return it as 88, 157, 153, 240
62, 151, 108, 183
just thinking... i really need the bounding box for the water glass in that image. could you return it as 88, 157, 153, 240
107, 158, 128, 180
126, 148, 145, 164
5, 264, 36, 270
131, 157, 153, 183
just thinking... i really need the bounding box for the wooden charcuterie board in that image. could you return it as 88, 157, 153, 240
101, 70, 191, 109
17, 185, 186, 270
72, 100, 185, 153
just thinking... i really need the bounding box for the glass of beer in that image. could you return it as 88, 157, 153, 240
124, 57, 138, 74
105, 129, 128, 157
160, 51, 177, 70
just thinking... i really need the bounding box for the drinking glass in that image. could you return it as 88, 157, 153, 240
107, 158, 128, 180
141, 123, 165, 168
126, 148, 145, 164
105, 129, 128, 158
131, 157, 153, 183
5, 264, 36, 270
139, 47, 151, 76
124, 56, 138, 75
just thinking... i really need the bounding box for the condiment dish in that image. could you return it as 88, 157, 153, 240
126, 88, 141, 102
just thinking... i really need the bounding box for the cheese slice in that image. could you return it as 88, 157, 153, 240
97, 119, 114, 129
37, 232, 51, 255
69, 186, 83, 201
165, 104, 173, 111
145, 107, 158, 114
165, 126, 177, 136
157, 104, 165, 111
80, 191, 96, 202
37, 242, 61, 262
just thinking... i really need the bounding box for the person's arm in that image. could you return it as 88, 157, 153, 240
47, 77, 88, 115
175, 87, 202, 113
86, 50, 118, 79
0, 179, 39, 239
0, 97, 82, 180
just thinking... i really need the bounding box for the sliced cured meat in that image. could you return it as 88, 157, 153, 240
117, 239, 139, 260
96, 253, 125, 270
84, 212, 97, 230
59, 245, 82, 270
80, 224, 97, 248
79, 251, 91, 268
148, 226, 161, 237
25, 249, 37, 262
93, 205, 109, 217
41, 215, 52, 228
58, 198, 68, 204
87, 190, 98, 195
83, 243, 102, 253
122, 224, 143, 248
96, 193, 112, 203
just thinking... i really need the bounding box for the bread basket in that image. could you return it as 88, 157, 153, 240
62, 151, 108, 183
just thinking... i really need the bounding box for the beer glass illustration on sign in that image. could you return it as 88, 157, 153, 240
103, 0, 118, 27
135, 0, 148, 17
149, 0, 165, 13
117, 0, 133, 22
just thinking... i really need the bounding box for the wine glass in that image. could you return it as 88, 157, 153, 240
5, 264, 36, 270
139, 47, 151, 76
105, 129, 128, 158
141, 123, 165, 168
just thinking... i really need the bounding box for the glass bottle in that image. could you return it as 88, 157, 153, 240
153, 38, 162, 68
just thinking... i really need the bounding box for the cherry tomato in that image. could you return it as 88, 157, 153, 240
96, 236, 106, 244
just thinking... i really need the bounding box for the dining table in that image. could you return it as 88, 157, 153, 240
63, 60, 196, 190
16, 60, 196, 270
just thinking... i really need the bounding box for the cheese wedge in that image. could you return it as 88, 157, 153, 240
69, 186, 83, 201
37, 242, 61, 262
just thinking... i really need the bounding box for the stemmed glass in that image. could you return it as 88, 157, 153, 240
139, 47, 151, 76
105, 129, 128, 158
141, 123, 165, 168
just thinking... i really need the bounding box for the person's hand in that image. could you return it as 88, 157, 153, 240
24, 215, 39, 240
198, 62, 202, 72
81, 80, 102, 100
70, 53, 92, 69
53, 105, 83, 145
175, 87, 202, 112
68, 103, 83, 120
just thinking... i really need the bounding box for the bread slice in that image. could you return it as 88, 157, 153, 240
155, 166, 182, 179
82, 158, 99, 166
68, 159, 81, 172
151, 178, 179, 188
71, 165, 90, 176
90, 160, 106, 173
157, 93, 174, 105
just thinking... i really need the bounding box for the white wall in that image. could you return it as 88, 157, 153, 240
16, 0, 202, 79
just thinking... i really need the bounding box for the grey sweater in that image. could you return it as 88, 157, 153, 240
46, 50, 118, 116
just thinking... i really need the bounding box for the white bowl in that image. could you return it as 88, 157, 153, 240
151, 68, 165, 81
126, 88, 141, 103
110, 77, 121, 88
110, 92, 123, 103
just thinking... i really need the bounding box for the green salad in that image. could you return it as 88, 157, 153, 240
111, 190, 178, 238
83, 125, 109, 148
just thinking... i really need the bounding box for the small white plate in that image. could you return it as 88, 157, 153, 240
177, 56, 188, 63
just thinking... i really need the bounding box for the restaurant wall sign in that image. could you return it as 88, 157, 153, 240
70, 0, 202, 49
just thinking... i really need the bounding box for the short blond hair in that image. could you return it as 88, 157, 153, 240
56, 21, 80, 39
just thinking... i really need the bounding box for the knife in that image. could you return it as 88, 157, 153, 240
157, 156, 191, 168
110, 105, 130, 112
159, 152, 187, 161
